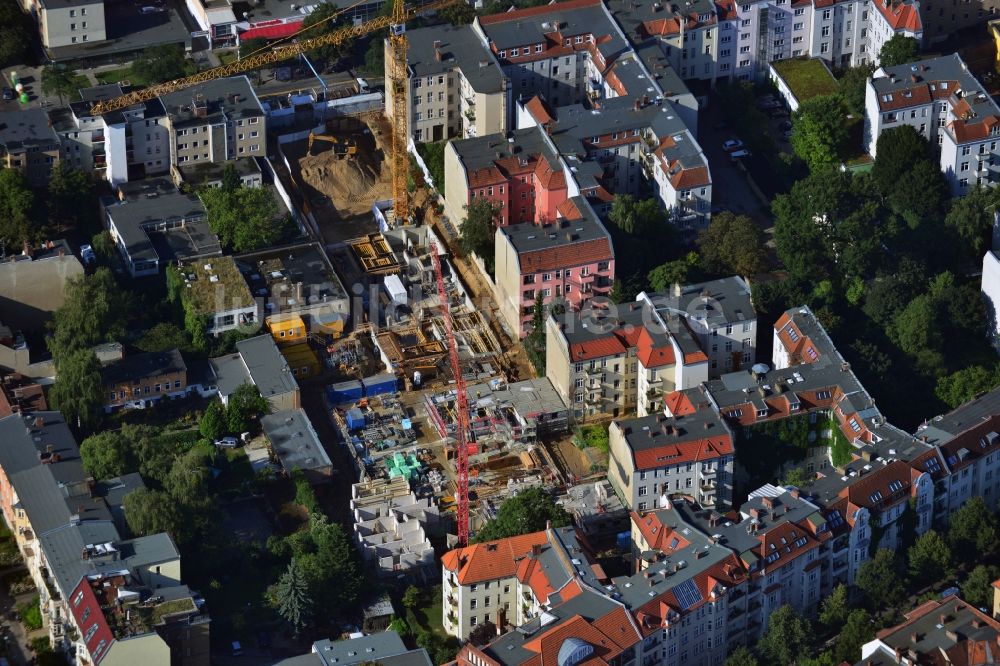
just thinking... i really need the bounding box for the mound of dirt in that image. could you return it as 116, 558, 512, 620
297, 133, 392, 216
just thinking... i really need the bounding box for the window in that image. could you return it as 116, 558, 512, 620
820, 42, 829, 53
793, 21, 803, 29
822, 8, 831, 18
821, 25, 830, 35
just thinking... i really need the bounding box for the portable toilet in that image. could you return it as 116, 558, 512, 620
345, 408, 366, 430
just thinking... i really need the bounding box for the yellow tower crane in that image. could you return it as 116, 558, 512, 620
88, 0, 458, 225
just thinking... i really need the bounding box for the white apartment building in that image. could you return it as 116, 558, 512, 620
34, 0, 106, 49
865, 53, 1000, 195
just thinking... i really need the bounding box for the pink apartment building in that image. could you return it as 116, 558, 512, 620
494, 196, 614, 337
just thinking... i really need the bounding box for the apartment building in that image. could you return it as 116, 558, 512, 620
391, 24, 507, 143
544, 278, 754, 419
494, 197, 615, 337
608, 390, 735, 509
158, 77, 266, 167
35, 0, 106, 49
0, 110, 61, 186
209, 334, 300, 412
0, 411, 209, 665
101, 178, 221, 278
442, 125, 568, 228
174, 256, 258, 337
101, 349, 188, 411
52, 84, 169, 185
859, 593, 1000, 663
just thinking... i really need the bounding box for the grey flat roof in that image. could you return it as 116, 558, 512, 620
104, 178, 220, 266
310, 632, 433, 666
464, 377, 569, 419
615, 400, 730, 457
101, 349, 186, 386
407, 24, 504, 94
262, 409, 332, 474
39, 521, 123, 597
873, 596, 1000, 661
235, 335, 298, 399
0, 109, 59, 151
499, 196, 610, 254
159, 76, 264, 128
209, 352, 252, 398
451, 126, 560, 174
916, 385, 1000, 444
47, 3, 192, 62
121, 532, 180, 570
237, 242, 348, 313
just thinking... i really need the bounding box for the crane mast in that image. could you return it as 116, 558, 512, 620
430, 245, 470, 547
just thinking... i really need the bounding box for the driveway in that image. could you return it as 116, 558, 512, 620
697, 96, 775, 234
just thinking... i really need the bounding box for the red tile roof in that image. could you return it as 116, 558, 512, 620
662, 390, 698, 417
518, 238, 613, 274
636, 327, 675, 369
441, 531, 550, 585
840, 460, 914, 510
873, 0, 921, 32
569, 334, 628, 362
632, 511, 691, 552
524, 96, 554, 125
950, 116, 1000, 143
478, 0, 603, 24
670, 166, 710, 190
632, 436, 734, 471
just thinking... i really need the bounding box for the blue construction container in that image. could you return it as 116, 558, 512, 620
346, 408, 366, 430
327, 380, 363, 404
362, 373, 399, 397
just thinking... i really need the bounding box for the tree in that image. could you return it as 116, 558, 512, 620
301, 3, 354, 63
963, 564, 1000, 609
0, 168, 35, 246
888, 158, 949, 229
124, 488, 184, 537
834, 609, 875, 664
401, 585, 422, 610
856, 548, 905, 610
818, 583, 849, 629
698, 212, 768, 277
80, 431, 136, 480
287, 515, 364, 621
891, 294, 945, 375
648, 252, 700, 292
199, 182, 283, 252
275, 558, 313, 636
872, 126, 931, 196
226, 383, 269, 434
440, 2, 476, 23
908, 529, 952, 585
200, 401, 227, 441
41, 64, 79, 105
791, 94, 849, 171
936, 364, 1000, 408
948, 496, 1000, 562
878, 35, 920, 67
609, 195, 666, 235
945, 185, 995, 262
131, 44, 191, 84
468, 620, 498, 647
47, 163, 97, 233
50, 349, 104, 431
48, 268, 130, 363
759, 604, 812, 665
724, 647, 758, 666
136, 323, 190, 353
0, 15, 28, 69
238, 37, 269, 60
839, 64, 876, 115
460, 199, 498, 274
416, 141, 446, 193
782, 466, 812, 488
474, 487, 571, 542
364, 38, 385, 75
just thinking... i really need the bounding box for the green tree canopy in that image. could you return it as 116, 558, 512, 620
275, 558, 313, 636
878, 35, 920, 67
818, 583, 849, 629
48, 267, 130, 363
935, 364, 1000, 409
872, 125, 931, 196
199, 176, 283, 252
136, 323, 191, 354
856, 548, 905, 610
948, 496, 1000, 562
609, 194, 666, 235
834, 609, 876, 664
226, 383, 270, 434
962, 564, 1000, 609
474, 487, 571, 542
401, 585, 423, 610
287, 514, 364, 621
50, 349, 104, 431
238, 37, 270, 60
124, 488, 184, 537
460, 199, 498, 274
80, 430, 137, 480
698, 212, 768, 277
759, 604, 812, 665
131, 44, 192, 84
301, 3, 354, 63
648, 252, 701, 292
0, 168, 35, 246
724, 647, 758, 666
47, 163, 98, 234
41, 64, 79, 105
200, 400, 227, 441
440, 2, 476, 23
908, 529, 952, 585
839, 64, 876, 115
0, 0, 28, 68
790, 94, 849, 171
945, 185, 996, 263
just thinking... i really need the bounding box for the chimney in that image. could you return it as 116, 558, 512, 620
940, 613, 949, 624
34, 416, 44, 428
46, 443, 53, 454
21, 240, 32, 259
789, 489, 800, 499
435, 48, 443, 62
910, 632, 919, 643
761, 497, 773, 509
894, 648, 902, 661
81, 547, 89, 560
295, 282, 304, 301
531, 544, 542, 556
192, 94, 208, 118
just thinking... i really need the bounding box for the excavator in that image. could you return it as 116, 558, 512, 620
307, 132, 358, 158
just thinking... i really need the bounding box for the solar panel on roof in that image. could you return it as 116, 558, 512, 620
673, 578, 702, 611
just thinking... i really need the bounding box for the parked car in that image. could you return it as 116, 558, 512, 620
215, 436, 239, 449
730, 149, 751, 159
722, 139, 744, 152
757, 97, 781, 110
767, 106, 789, 118
80, 244, 96, 265
1, 88, 12, 101
779, 120, 792, 132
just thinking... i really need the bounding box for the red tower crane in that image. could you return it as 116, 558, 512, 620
430, 244, 470, 546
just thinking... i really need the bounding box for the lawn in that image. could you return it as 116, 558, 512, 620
217, 50, 239, 67
772, 57, 839, 103
95, 67, 145, 87
18, 596, 41, 631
